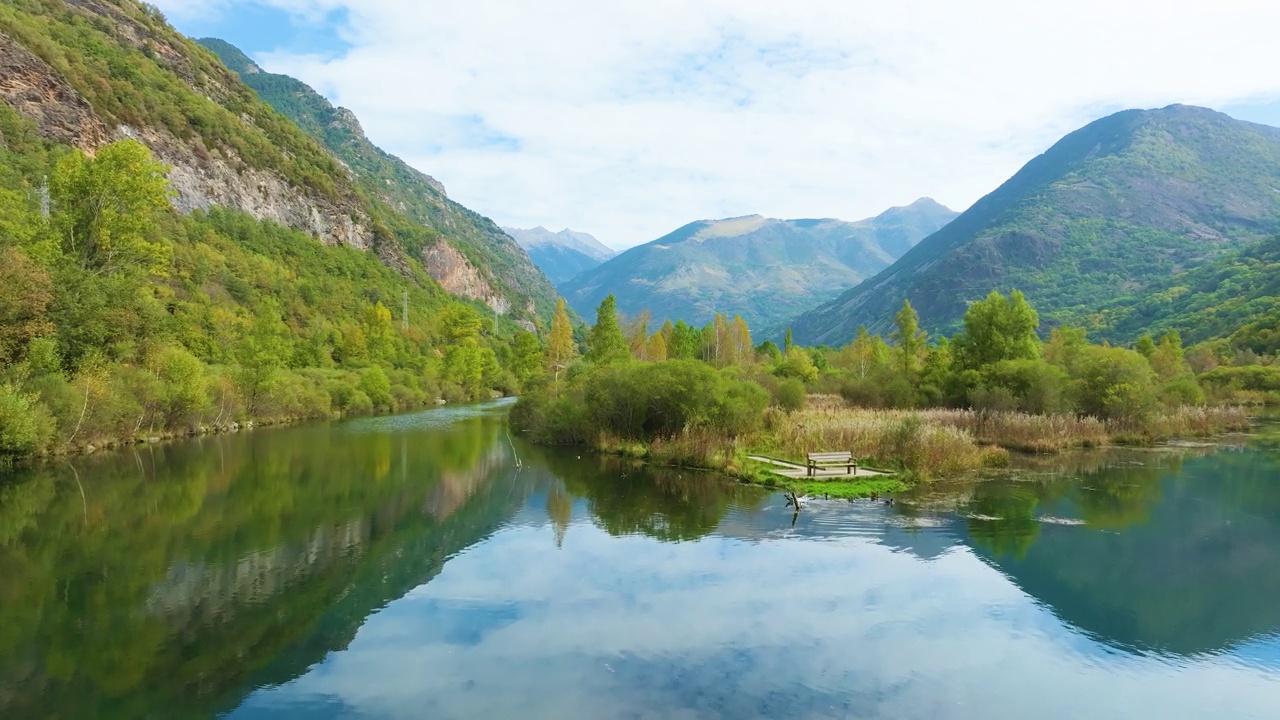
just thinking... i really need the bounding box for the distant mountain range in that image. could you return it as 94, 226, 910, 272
788, 105, 1280, 345
558, 198, 957, 328
502, 227, 616, 284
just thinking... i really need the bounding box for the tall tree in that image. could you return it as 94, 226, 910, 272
892, 299, 927, 378
838, 326, 888, 379
586, 295, 629, 365
546, 298, 577, 382
667, 321, 700, 360
955, 289, 1040, 370
646, 331, 668, 362
729, 315, 753, 366
0, 246, 53, 365
627, 310, 651, 360
50, 139, 171, 275
510, 330, 543, 383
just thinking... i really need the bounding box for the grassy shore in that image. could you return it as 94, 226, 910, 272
589, 396, 1252, 498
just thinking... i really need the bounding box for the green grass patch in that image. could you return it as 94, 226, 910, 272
785, 477, 907, 499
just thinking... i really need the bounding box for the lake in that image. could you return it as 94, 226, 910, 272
2, 401, 1279, 719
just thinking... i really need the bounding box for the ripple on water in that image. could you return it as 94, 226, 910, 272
337, 398, 516, 433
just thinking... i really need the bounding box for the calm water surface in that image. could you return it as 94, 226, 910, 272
2, 401, 1280, 718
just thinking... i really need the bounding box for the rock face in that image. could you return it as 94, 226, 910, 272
198, 37, 561, 325
422, 241, 510, 314
0, 31, 109, 152
0, 19, 371, 249
120, 125, 372, 249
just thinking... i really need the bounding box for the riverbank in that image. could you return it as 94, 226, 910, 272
1, 395, 477, 469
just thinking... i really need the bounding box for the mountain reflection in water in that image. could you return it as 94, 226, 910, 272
0, 402, 1278, 719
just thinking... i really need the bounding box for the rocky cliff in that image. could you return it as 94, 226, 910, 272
0, 0, 557, 326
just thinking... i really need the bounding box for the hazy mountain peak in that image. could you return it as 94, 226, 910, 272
559, 201, 958, 328
503, 226, 616, 284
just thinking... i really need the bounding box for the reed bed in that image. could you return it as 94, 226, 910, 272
1110, 405, 1252, 442
772, 406, 1008, 478
594, 399, 1253, 487
917, 409, 1109, 452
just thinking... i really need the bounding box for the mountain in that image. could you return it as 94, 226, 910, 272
502, 226, 616, 284
1095, 233, 1280, 352
194, 38, 557, 324
557, 198, 957, 328
788, 105, 1280, 345
0, 0, 568, 460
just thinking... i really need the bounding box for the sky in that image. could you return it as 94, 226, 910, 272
155, 1, 1280, 250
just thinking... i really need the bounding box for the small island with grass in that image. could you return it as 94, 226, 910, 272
512, 291, 1252, 498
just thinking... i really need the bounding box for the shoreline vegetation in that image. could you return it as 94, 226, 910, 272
577, 398, 1251, 498
0, 137, 543, 470
512, 291, 1259, 498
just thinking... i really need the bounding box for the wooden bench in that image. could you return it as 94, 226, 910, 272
806, 451, 857, 477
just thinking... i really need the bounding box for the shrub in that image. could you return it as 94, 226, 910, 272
0, 385, 51, 458
514, 360, 769, 443
775, 379, 807, 413
358, 367, 393, 410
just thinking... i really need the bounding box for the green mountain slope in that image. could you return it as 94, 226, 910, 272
0, 0, 555, 459
503, 226, 616, 285
1095, 233, 1280, 352
789, 105, 1280, 345
197, 38, 558, 324
559, 198, 956, 327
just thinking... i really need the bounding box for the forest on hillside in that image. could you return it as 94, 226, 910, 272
0, 123, 543, 464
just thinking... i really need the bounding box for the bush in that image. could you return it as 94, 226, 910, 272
514, 360, 769, 443
1071, 346, 1158, 421
980, 359, 1072, 414
358, 367, 393, 410
775, 379, 807, 413
0, 385, 51, 458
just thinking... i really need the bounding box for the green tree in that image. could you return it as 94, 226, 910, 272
586, 295, 629, 365
955, 289, 1040, 370
0, 246, 54, 364
362, 301, 397, 362
510, 330, 543, 383
774, 347, 819, 383
667, 321, 701, 360
892, 299, 927, 378
546, 299, 577, 382
50, 139, 171, 275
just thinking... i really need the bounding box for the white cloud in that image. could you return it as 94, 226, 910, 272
162, 0, 1280, 248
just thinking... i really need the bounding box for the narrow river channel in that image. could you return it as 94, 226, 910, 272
2, 401, 1279, 718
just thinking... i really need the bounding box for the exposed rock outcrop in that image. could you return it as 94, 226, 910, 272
422, 241, 511, 315
0, 31, 110, 152
0, 28, 371, 248
117, 124, 372, 249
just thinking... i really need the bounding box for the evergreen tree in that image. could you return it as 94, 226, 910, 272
892, 299, 927, 377
784, 328, 794, 352
586, 295, 629, 365
667, 321, 700, 360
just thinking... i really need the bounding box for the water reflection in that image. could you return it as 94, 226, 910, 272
0, 406, 1278, 718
